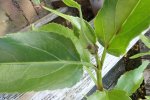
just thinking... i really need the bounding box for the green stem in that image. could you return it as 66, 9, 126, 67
96, 69, 103, 91
101, 48, 107, 69
95, 48, 107, 91
95, 53, 103, 91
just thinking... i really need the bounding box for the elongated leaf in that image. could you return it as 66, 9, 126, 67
87, 90, 131, 100
95, 0, 150, 56
82, 21, 96, 45
140, 35, 150, 48
42, 6, 80, 29
37, 23, 90, 62
63, 0, 80, 9
0, 31, 84, 92
61, 0, 96, 46
115, 61, 149, 95
130, 51, 150, 59
42, 6, 96, 47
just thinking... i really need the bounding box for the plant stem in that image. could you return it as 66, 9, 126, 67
95, 53, 103, 91
101, 48, 107, 69
96, 69, 103, 91
95, 48, 107, 91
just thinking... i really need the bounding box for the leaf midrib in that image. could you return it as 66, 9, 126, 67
8, 34, 79, 61
0, 60, 90, 65
119, 0, 141, 29
107, 0, 141, 46
46, 35, 79, 60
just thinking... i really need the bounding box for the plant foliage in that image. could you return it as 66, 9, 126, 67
0, 0, 149, 100
87, 90, 131, 100
115, 61, 149, 95
0, 32, 84, 92
95, 0, 150, 56
130, 35, 150, 59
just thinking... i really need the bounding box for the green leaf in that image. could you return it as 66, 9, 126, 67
130, 35, 150, 59
130, 51, 150, 59
63, 0, 80, 9
42, 6, 81, 29
38, 23, 90, 62
115, 61, 149, 95
62, 0, 94, 47
42, 6, 96, 47
82, 21, 96, 45
140, 35, 150, 48
87, 91, 106, 100
87, 90, 131, 100
32, 0, 41, 5
95, 0, 150, 56
0, 31, 84, 92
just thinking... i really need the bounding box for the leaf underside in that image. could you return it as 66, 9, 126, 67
38, 23, 90, 62
115, 61, 149, 95
43, 6, 96, 47
0, 31, 83, 92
